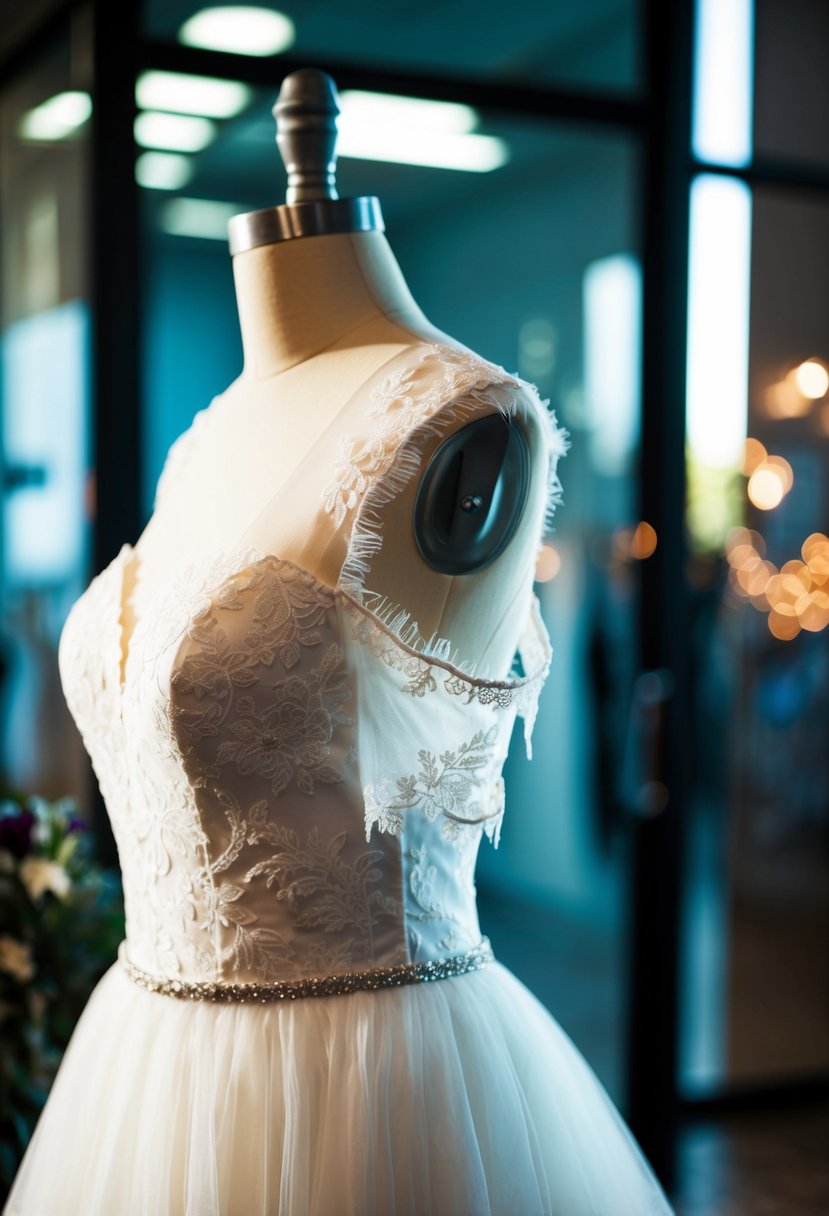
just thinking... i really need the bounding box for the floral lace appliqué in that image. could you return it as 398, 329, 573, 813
363, 725, 505, 848
322, 344, 519, 530
215, 644, 350, 797
245, 822, 402, 967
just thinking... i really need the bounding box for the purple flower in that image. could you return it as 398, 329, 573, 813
0, 809, 35, 859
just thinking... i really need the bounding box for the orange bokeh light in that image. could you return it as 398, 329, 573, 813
629, 521, 657, 559
535, 544, 561, 582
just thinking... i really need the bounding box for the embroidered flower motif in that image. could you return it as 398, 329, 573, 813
215, 644, 349, 797
367, 365, 421, 416
321, 343, 517, 533
245, 822, 402, 966
170, 615, 259, 702
406, 844, 476, 953
246, 563, 334, 669
364, 725, 504, 847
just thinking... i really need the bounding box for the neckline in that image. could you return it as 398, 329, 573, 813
110, 542, 551, 702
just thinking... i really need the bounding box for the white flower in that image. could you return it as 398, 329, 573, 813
0, 934, 35, 982
19, 856, 71, 901
31, 821, 51, 846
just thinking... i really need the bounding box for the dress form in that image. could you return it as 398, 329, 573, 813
126, 70, 549, 679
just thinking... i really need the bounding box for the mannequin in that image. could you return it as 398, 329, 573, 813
125, 69, 549, 680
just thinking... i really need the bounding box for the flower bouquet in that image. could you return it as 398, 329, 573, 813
0, 789, 124, 1193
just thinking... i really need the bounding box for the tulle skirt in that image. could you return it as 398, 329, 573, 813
4, 957, 673, 1215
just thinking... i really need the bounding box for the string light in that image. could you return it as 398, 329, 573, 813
724, 527, 829, 640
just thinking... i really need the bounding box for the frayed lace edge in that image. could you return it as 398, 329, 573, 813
337, 368, 569, 714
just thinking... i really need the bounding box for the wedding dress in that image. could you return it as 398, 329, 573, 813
4, 341, 673, 1215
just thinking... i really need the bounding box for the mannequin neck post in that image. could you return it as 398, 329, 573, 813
231, 229, 431, 379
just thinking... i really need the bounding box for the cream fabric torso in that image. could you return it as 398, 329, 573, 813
58, 340, 568, 984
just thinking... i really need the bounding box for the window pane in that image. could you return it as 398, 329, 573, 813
143, 0, 643, 96
753, 0, 829, 170
681, 182, 829, 1094
0, 10, 93, 810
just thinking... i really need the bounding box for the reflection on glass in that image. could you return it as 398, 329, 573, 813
753, 0, 829, 170
144, 0, 641, 94
18, 91, 92, 143
692, 0, 754, 167
1, 302, 89, 584
136, 71, 253, 118
681, 187, 829, 1094
686, 174, 752, 475
178, 6, 296, 57
0, 14, 93, 806
584, 253, 640, 477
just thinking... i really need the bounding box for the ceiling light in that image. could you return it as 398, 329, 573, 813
136, 71, 251, 119
159, 197, 243, 240
135, 151, 194, 190
337, 126, 508, 173
135, 111, 216, 152
18, 91, 92, 141
339, 91, 478, 135
179, 6, 295, 57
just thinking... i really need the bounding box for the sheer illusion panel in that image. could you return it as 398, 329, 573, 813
227, 341, 569, 683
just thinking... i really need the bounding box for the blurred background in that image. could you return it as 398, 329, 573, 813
1, 0, 828, 1210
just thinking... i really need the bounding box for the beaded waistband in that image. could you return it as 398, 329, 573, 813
117, 937, 494, 1002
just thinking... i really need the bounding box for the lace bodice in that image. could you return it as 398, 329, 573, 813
57, 342, 569, 985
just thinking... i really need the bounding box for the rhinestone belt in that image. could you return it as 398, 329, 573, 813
117, 937, 494, 1003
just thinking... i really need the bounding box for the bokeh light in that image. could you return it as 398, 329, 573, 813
747, 465, 784, 509
535, 544, 561, 582
765, 378, 810, 419
724, 527, 829, 640
740, 436, 767, 475
630, 520, 657, 558
794, 358, 829, 400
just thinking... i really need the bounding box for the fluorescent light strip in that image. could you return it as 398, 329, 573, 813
159, 197, 243, 241
693, 0, 754, 166
337, 123, 508, 172
179, 6, 295, 57
584, 253, 642, 476
339, 90, 479, 135
136, 151, 194, 191
136, 71, 251, 119
686, 174, 753, 468
18, 91, 92, 141
135, 111, 216, 153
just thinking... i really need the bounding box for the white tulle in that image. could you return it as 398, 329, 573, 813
6, 959, 671, 1216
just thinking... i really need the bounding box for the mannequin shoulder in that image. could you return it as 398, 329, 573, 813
152, 401, 215, 512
